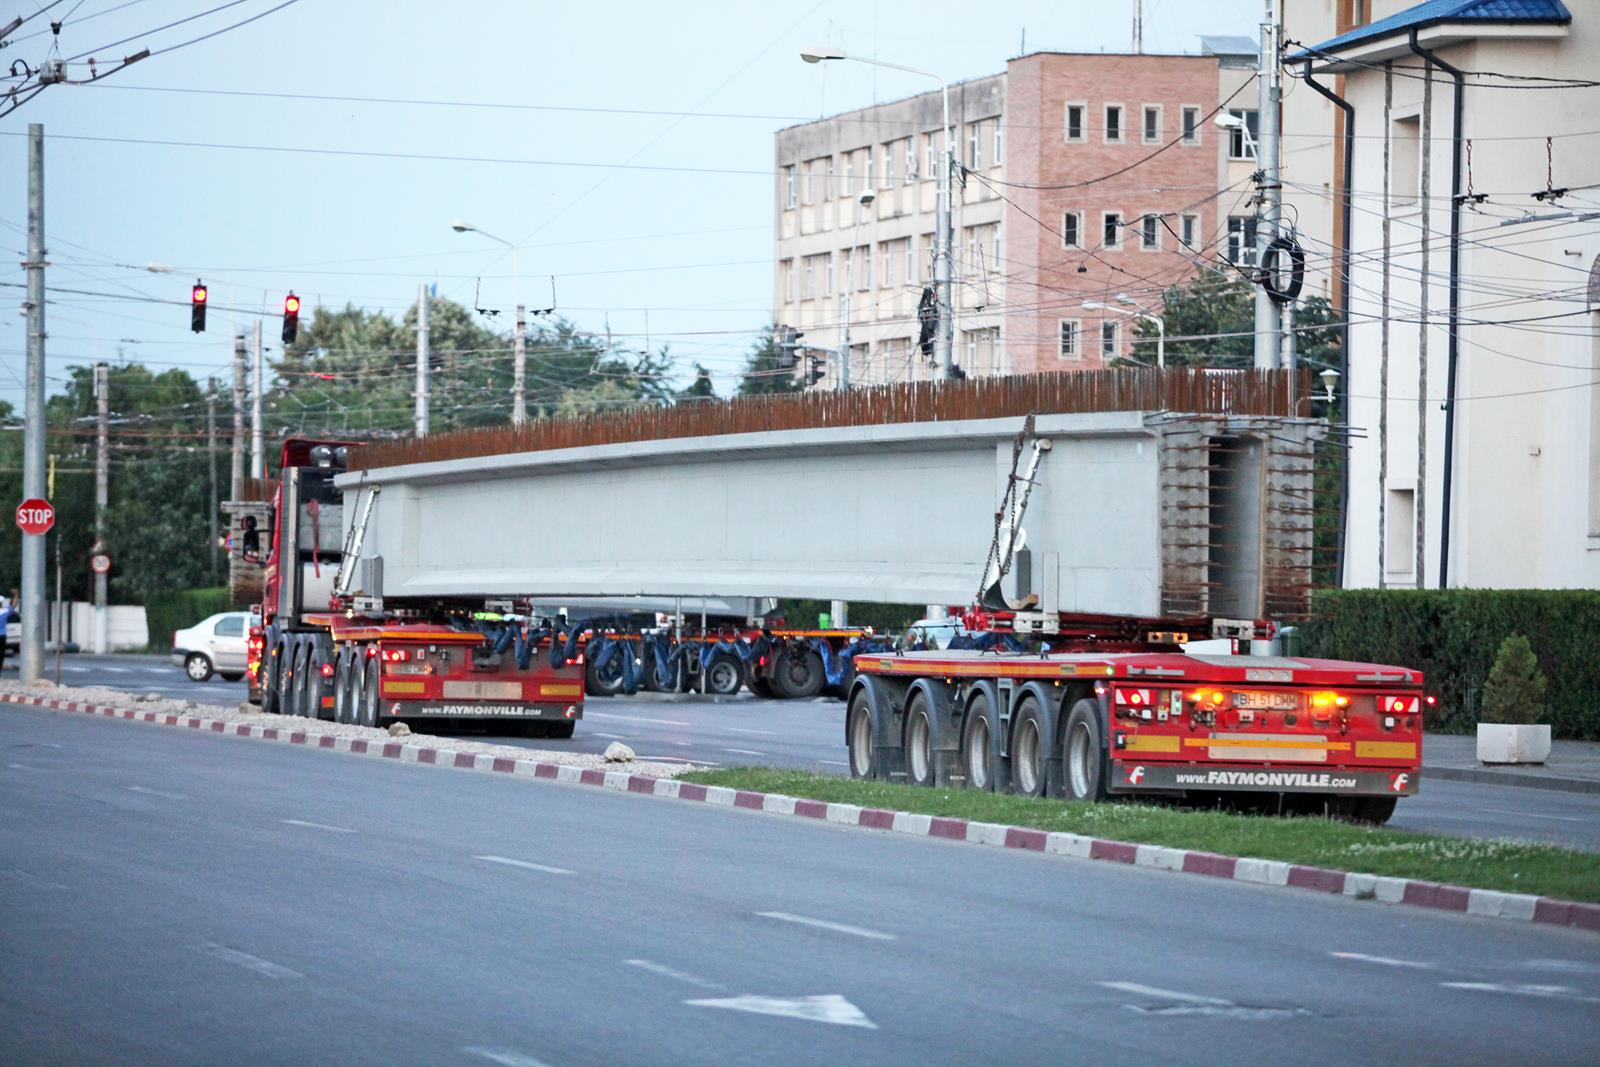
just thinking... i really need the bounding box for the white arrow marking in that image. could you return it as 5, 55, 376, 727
756, 911, 895, 941
474, 855, 573, 876
1331, 952, 1436, 970
280, 819, 355, 833
126, 785, 188, 800
1098, 981, 1234, 1006
1443, 982, 1600, 1004
685, 994, 876, 1029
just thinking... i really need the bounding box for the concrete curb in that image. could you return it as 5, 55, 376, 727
1423, 764, 1600, 795
9, 691, 1597, 938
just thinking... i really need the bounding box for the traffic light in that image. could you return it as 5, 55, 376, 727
190, 280, 208, 333
282, 292, 301, 344
807, 353, 826, 386
775, 325, 802, 369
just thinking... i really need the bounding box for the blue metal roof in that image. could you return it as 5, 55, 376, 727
1288, 0, 1571, 61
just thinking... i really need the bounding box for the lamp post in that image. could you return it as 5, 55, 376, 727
839, 189, 877, 388
802, 48, 954, 380
1082, 294, 1165, 368
451, 220, 526, 424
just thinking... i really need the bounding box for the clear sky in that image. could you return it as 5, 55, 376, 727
0, 0, 1261, 411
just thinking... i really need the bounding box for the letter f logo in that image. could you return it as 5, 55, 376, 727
1127, 765, 1145, 785
1390, 773, 1409, 793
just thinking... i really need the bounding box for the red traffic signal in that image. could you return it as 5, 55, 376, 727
282, 291, 301, 344
191, 280, 208, 333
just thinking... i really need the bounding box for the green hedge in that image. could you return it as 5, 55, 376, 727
1301, 589, 1600, 740
144, 587, 233, 652
775, 599, 925, 634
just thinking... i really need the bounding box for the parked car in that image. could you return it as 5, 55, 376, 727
171, 611, 250, 682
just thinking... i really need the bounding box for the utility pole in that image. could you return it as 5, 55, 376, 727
415, 283, 430, 436
21, 123, 48, 685
512, 303, 527, 425
1132, 0, 1143, 53
206, 379, 218, 573
1253, 0, 1283, 370
231, 333, 246, 500
935, 84, 955, 379
250, 318, 264, 482
93, 362, 109, 655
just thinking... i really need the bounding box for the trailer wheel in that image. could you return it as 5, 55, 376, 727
279, 643, 302, 718
903, 692, 936, 787
846, 690, 876, 779
961, 691, 1000, 792
260, 641, 285, 715
360, 655, 381, 728
333, 651, 353, 724
1351, 796, 1397, 825
771, 646, 824, 699
1063, 698, 1109, 802
705, 652, 745, 697
746, 674, 775, 700
295, 646, 318, 719
1010, 698, 1049, 797
545, 721, 576, 740
584, 650, 625, 698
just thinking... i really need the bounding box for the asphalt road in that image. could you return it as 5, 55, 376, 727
2, 705, 1597, 1067
25, 653, 1600, 852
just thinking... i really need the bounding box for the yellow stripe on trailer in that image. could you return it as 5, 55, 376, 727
1355, 740, 1417, 759
1185, 737, 1352, 751
539, 684, 582, 698
1123, 734, 1181, 753
381, 680, 427, 695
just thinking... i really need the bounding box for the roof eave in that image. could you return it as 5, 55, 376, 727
1292, 18, 1570, 73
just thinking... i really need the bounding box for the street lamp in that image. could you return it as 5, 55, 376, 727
800, 47, 955, 380
450, 220, 526, 425
838, 190, 876, 389
1082, 295, 1164, 368
1214, 110, 1258, 159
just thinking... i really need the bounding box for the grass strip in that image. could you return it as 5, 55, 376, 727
680, 768, 1600, 904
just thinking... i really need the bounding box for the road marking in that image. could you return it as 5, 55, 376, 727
589, 732, 626, 740
1443, 982, 1600, 1004
686, 994, 876, 1029
585, 712, 692, 727
755, 912, 895, 941
190, 942, 302, 979
279, 819, 355, 833
635, 755, 721, 766
126, 785, 188, 801
723, 727, 779, 736
819, 760, 849, 767
5, 762, 45, 772
1514, 959, 1600, 975
1098, 982, 1233, 1006
474, 855, 574, 876
0, 868, 69, 890
1479, 808, 1588, 824
100, 667, 131, 674
722, 748, 767, 757
624, 958, 724, 990
462, 1046, 554, 1067
1330, 952, 1436, 970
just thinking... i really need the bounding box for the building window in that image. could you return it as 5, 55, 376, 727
1392, 114, 1421, 208
803, 257, 817, 300
1061, 211, 1081, 248
1058, 319, 1081, 359
782, 259, 795, 303
1140, 213, 1160, 250
993, 120, 1003, 166
1181, 214, 1198, 247
905, 238, 914, 283
825, 252, 835, 296
921, 233, 935, 281
1227, 109, 1259, 160
784, 165, 797, 209
967, 123, 982, 169
1142, 105, 1161, 144
1105, 104, 1123, 143
904, 138, 916, 184
1103, 211, 1122, 248
859, 245, 872, 290
1226, 216, 1258, 265
1386, 488, 1416, 577
881, 141, 896, 188
1101, 320, 1119, 359
1065, 102, 1085, 142
880, 241, 895, 289
925, 133, 939, 180
1181, 106, 1200, 143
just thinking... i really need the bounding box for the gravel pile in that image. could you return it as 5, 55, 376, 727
0, 678, 698, 778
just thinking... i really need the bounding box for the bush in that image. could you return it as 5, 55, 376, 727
1301, 589, 1600, 740
143, 587, 232, 652
774, 599, 924, 634
1480, 634, 1547, 725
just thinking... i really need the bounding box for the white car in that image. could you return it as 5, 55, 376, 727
171, 611, 250, 682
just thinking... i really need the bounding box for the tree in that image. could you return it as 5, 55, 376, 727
1131, 272, 1340, 371
677, 362, 717, 403
737, 325, 801, 396
1481, 633, 1548, 725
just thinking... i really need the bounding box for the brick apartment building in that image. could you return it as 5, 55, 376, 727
774, 39, 1259, 385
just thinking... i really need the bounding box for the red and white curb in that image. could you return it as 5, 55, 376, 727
8, 691, 1598, 936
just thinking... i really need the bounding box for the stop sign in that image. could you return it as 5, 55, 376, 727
15, 497, 54, 536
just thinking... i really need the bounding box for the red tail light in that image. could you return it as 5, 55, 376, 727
320, 663, 335, 678
382, 649, 410, 663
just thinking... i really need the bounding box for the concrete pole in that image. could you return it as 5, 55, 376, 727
1377, 65, 1393, 589
1281, 299, 1297, 411
1415, 63, 1432, 585
207, 379, 219, 575
1253, 0, 1283, 370
21, 123, 48, 685
935, 82, 955, 379
415, 284, 430, 436
250, 319, 264, 481
230, 333, 246, 500
93, 362, 109, 655
513, 303, 527, 425
830, 599, 849, 629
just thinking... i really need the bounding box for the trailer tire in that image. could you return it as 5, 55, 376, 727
846, 689, 876, 779
585, 649, 624, 698
960, 690, 1002, 792
360, 655, 381, 728
333, 651, 354, 724
1351, 796, 1397, 825
279, 643, 302, 718
1009, 697, 1050, 797
544, 721, 576, 740
295, 645, 318, 719
220, 672, 244, 683
903, 691, 936, 787
261, 641, 286, 715
771, 646, 824, 699
747, 674, 775, 699
643, 648, 683, 693
1063, 699, 1110, 802
705, 652, 745, 697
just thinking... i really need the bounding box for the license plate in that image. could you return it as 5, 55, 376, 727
1233, 691, 1299, 711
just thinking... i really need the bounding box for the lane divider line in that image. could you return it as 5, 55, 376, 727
474, 855, 574, 876
6, 690, 1597, 938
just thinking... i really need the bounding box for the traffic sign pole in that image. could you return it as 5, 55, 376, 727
21, 124, 47, 685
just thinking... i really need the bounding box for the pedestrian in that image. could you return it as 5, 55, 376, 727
0, 587, 17, 673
